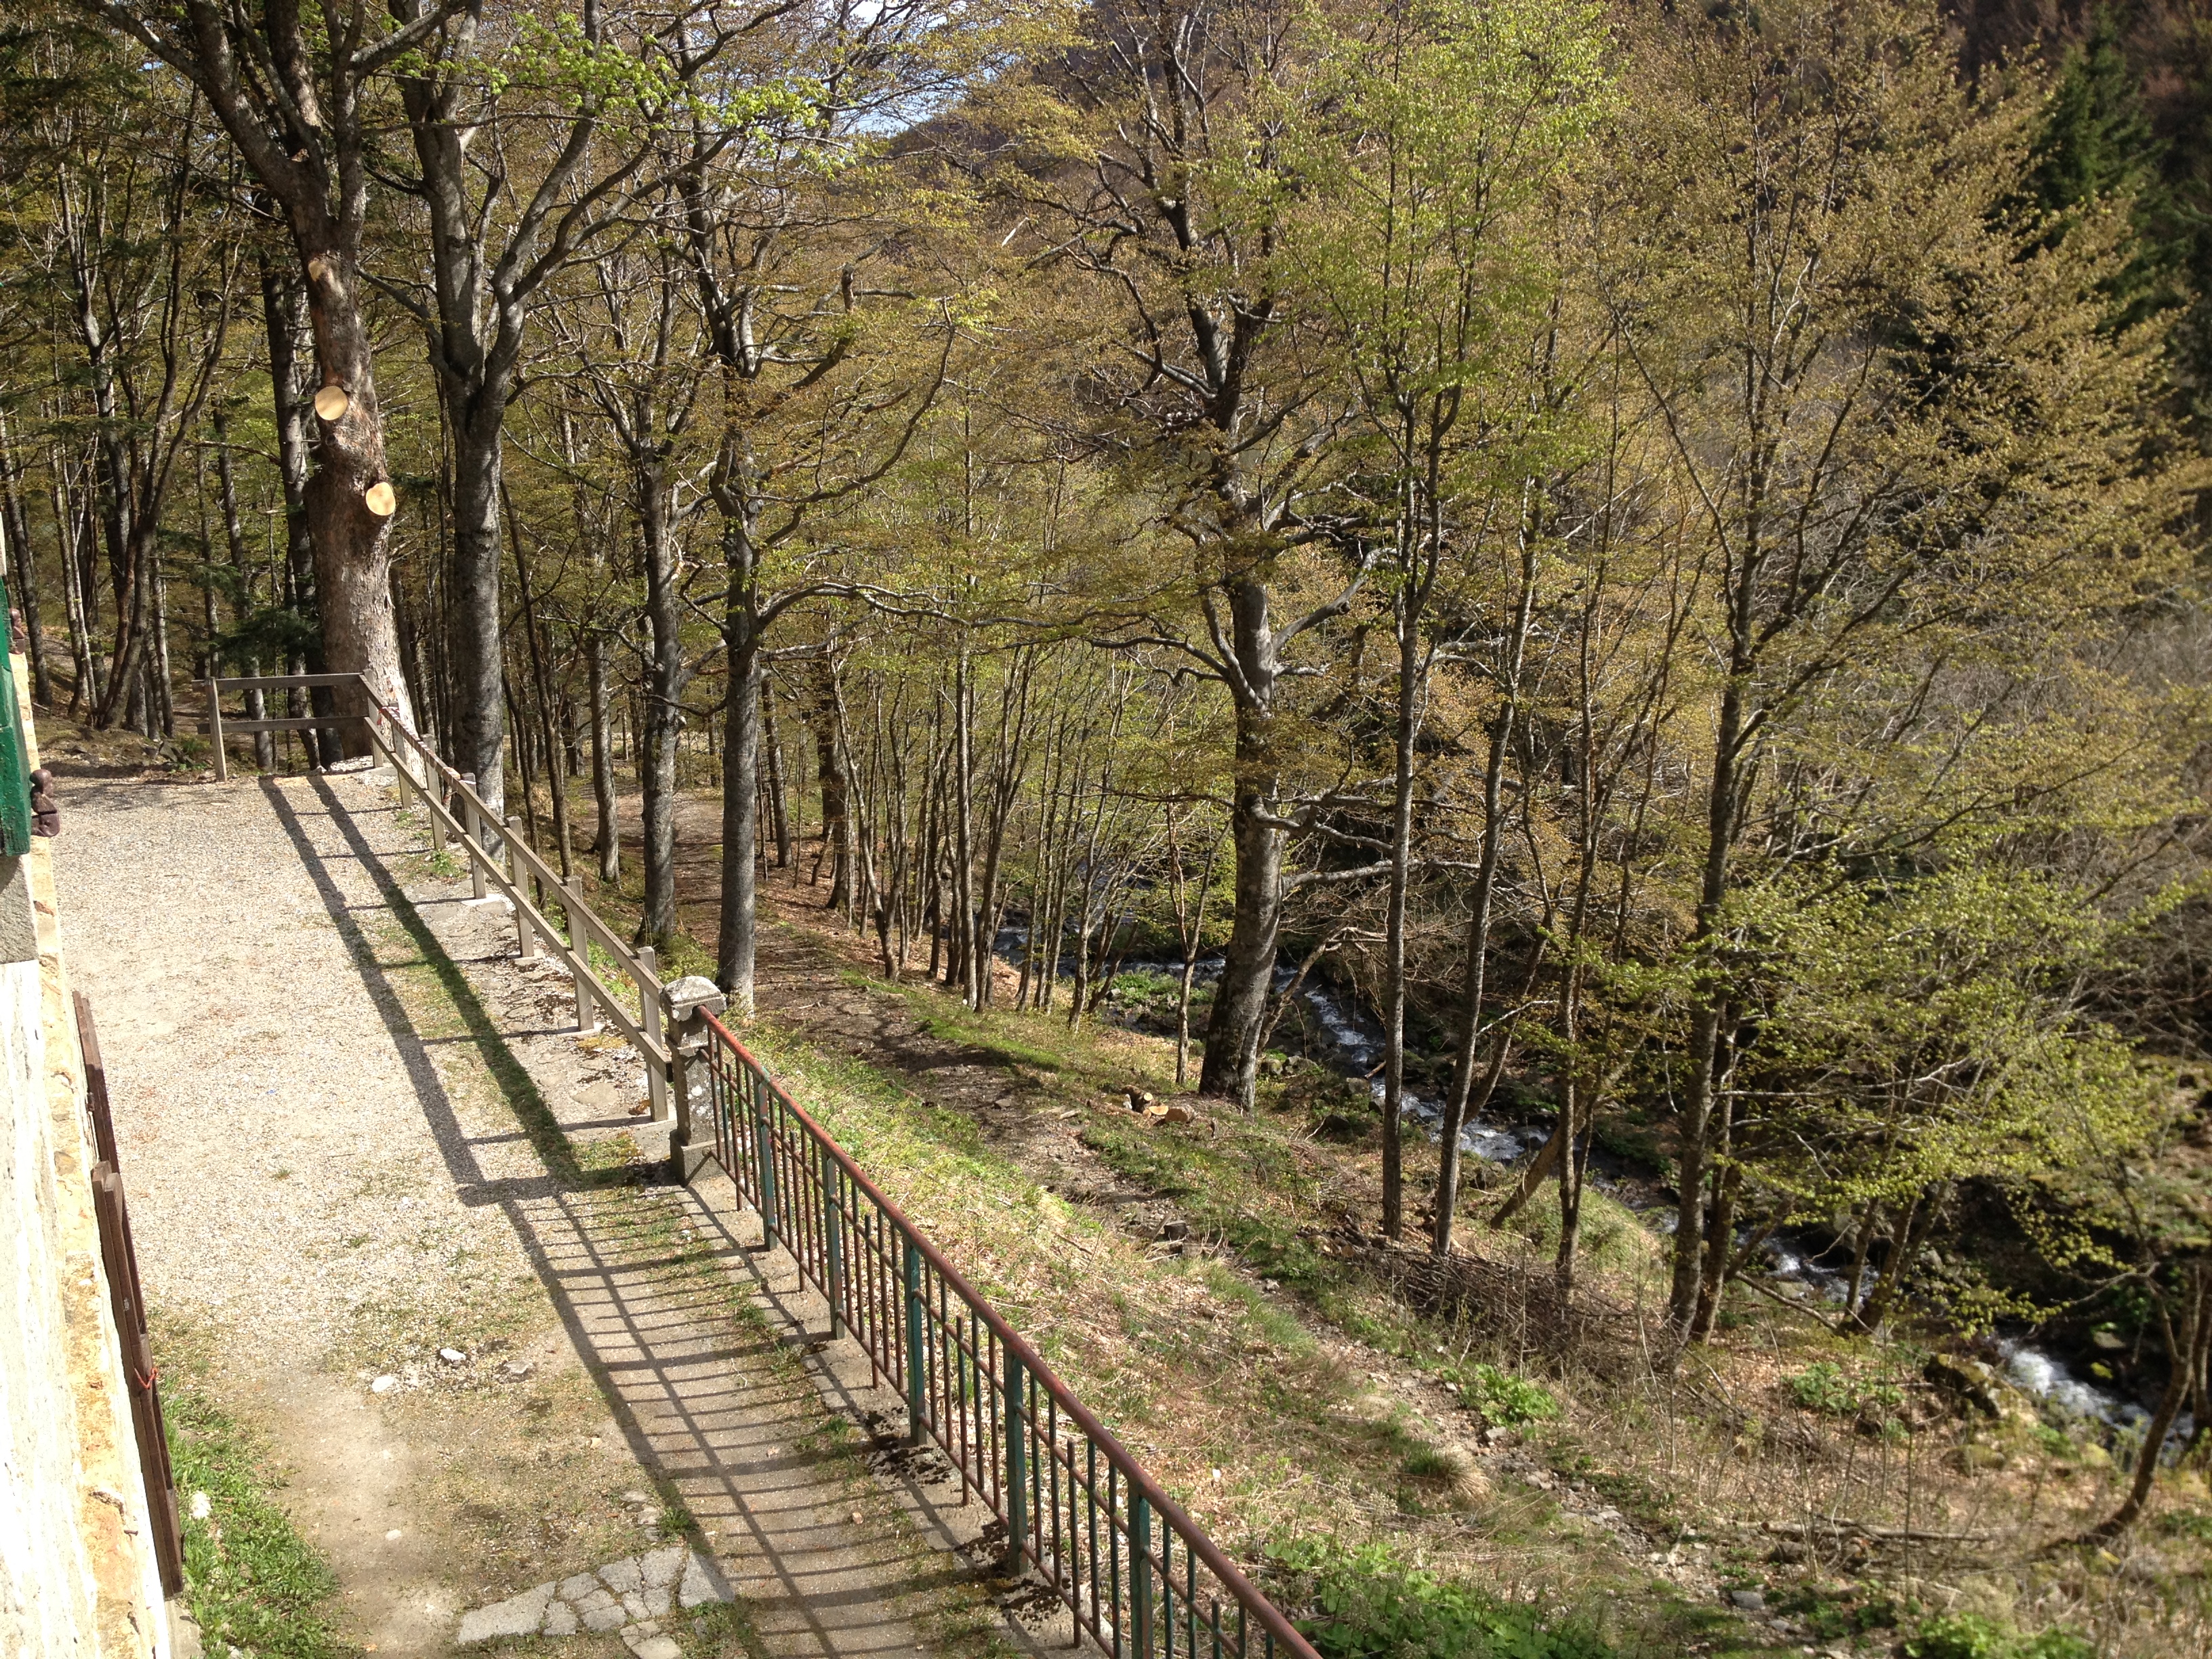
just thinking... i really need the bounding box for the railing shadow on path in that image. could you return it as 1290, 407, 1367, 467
206, 667, 1315, 1659
260, 776, 1004, 1658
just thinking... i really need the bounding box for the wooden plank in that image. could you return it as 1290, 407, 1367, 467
572, 899, 659, 1015
75, 991, 117, 1169
504, 826, 661, 998
90, 1165, 184, 1596
197, 716, 367, 735
211, 673, 363, 690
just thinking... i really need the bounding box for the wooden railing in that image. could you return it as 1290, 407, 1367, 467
79, 992, 184, 1597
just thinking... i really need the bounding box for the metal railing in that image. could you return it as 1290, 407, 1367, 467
691, 1017, 1314, 1659
201, 675, 1319, 1659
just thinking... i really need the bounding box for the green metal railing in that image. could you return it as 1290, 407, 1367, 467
695, 1017, 1315, 1659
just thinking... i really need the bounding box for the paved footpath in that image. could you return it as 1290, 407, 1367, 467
56, 767, 994, 1658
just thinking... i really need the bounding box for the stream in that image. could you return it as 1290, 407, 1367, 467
1012, 933, 2152, 1433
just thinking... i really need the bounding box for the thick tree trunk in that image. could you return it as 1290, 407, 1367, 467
588, 631, 619, 883
286, 259, 410, 750
445, 414, 506, 804
718, 615, 762, 1012
1200, 576, 1284, 1107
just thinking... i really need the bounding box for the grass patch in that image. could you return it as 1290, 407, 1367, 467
1901, 1612, 2095, 1659
165, 1379, 354, 1659
846, 968, 1085, 1073
917, 1011, 1071, 1071
1264, 1537, 1614, 1658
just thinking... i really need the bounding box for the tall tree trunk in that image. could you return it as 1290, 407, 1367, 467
150, 562, 174, 737
811, 660, 851, 908
634, 464, 684, 945
55, 468, 94, 714
445, 414, 507, 807
508, 484, 571, 880
588, 629, 618, 883
262, 267, 329, 764
285, 259, 409, 749
1433, 702, 1526, 1250
211, 411, 275, 770
1671, 676, 1748, 1334
1379, 510, 1434, 1238
716, 505, 764, 1012
1553, 982, 1591, 1299
1200, 577, 1285, 1107
951, 646, 979, 1008
763, 676, 790, 869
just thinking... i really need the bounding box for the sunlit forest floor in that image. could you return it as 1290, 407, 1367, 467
547, 787, 2209, 1659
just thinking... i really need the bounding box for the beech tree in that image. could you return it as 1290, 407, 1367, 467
1595, 0, 2194, 1338
1279, 0, 1606, 1235
987, 0, 1359, 1107
81, 0, 435, 738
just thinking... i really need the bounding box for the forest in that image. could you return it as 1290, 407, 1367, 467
9, 0, 2212, 1654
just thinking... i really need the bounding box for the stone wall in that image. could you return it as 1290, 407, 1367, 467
0, 656, 171, 1659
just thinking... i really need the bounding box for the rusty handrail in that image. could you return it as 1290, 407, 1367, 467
700, 1011, 1318, 1659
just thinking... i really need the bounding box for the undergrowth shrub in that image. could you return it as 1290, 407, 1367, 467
1786, 1361, 1904, 1421
1265, 1538, 1612, 1659
1456, 1362, 1559, 1426
1901, 1612, 2095, 1659
2159, 1507, 2212, 1541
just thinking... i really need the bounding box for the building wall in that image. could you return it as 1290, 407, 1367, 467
0, 655, 171, 1658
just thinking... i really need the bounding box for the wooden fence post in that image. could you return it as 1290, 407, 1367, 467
637, 944, 667, 1122
504, 817, 537, 960
461, 776, 486, 900
564, 882, 597, 1033
207, 680, 226, 781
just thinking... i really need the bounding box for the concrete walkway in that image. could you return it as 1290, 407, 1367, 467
56, 769, 993, 1658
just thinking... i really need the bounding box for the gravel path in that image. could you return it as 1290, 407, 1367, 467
55, 769, 994, 1658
